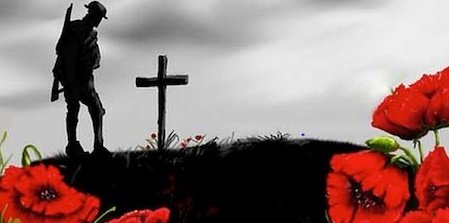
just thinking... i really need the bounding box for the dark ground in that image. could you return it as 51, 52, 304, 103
38, 137, 367, 223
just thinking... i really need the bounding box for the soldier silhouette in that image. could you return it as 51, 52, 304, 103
52, 1, 110, 157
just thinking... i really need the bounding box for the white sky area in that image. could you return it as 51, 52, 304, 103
1, 0, 449, 164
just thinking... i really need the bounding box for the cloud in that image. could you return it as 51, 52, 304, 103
0, 89, 48, 110
0, 20, 57, 111
305, 0, 388, 8
105, 0, 300, 49
0, 0, 67, 22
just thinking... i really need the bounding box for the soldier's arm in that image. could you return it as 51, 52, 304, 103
84, 30, 101, 70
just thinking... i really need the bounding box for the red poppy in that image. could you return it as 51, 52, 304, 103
410, 66, 449, 98
0, 164, 100, 223
409, 67, 449, 128
327, 150, 410, 223
400, 209, 449, 223
410, 74, 441, 98
397, 66, 449, 130
415, 146, 449, 212
107, 207, 170, 223
433, 208, 449, 223
399, 211, 431, 223
372, 84, 429, 140
194, 135, 203, 141
425, 88, 449, 127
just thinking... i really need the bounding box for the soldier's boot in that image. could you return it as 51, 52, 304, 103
65, 141, 88, 158
89, 105, 111, 157
66, 102, 88, 158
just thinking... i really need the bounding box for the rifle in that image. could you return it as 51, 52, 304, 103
51, 3, 72, 102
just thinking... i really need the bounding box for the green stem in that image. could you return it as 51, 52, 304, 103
434, 129, 440, 146
414, 139, 424, 163
399, 147, 419, 170
0, 131, 7, 169
21, 144, 42, 167
93, 206, 116, 223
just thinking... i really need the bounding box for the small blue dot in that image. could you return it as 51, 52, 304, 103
301, 133, 305, 136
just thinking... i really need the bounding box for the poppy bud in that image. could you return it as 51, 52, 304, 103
366, 136, 400, 153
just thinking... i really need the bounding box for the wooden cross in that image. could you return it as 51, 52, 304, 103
136, 55, 189, 149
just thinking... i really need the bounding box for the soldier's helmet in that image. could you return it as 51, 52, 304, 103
85, 1, 108, 19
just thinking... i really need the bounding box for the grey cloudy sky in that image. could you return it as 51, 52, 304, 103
1, 0, 449, 163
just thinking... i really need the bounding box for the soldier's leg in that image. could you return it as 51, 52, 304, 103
82, 89, 106, 150
90, 91, 105, 148
64, 92, 86, 157
81, 75, 110, 156
65, 94, 80, 144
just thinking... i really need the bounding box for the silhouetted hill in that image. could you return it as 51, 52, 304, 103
38, 137, 367, 223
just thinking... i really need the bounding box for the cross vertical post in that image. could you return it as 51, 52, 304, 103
136, 55, 189, 150
157, 56, 167, 150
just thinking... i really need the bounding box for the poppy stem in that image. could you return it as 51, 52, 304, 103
0, 131, 7, 173
434, 129, 440, 146
399, 147, 419, 170
93, 206, 116, 223
414, 139, 424, 163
